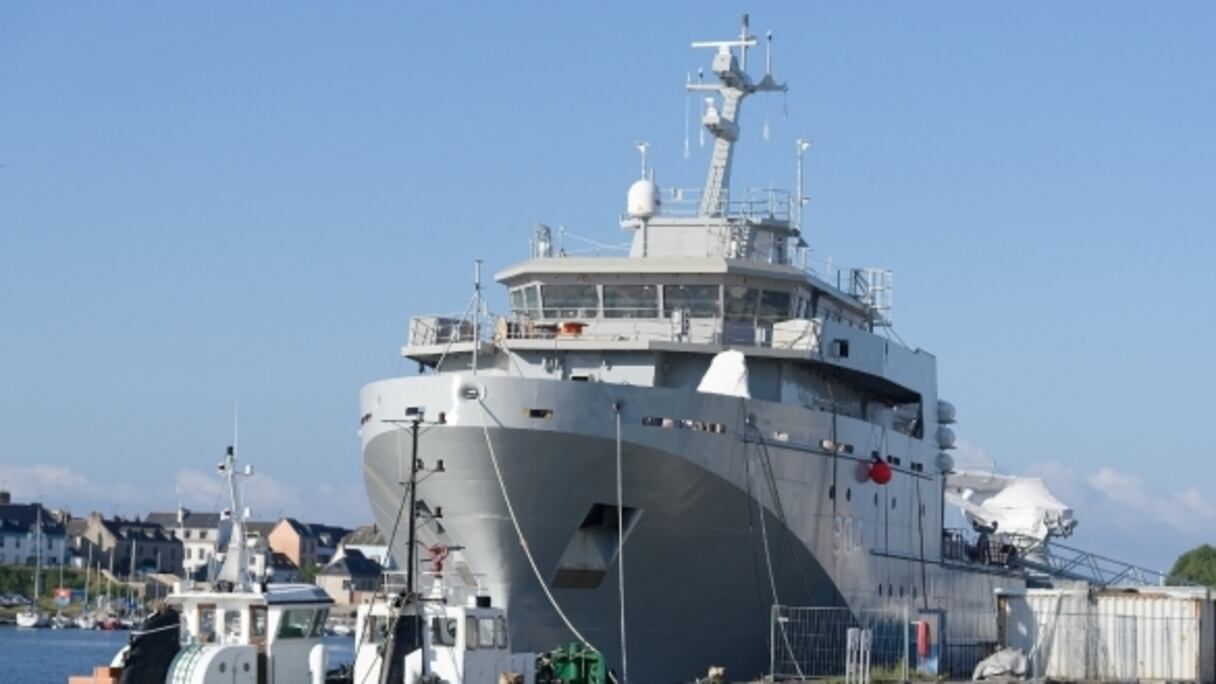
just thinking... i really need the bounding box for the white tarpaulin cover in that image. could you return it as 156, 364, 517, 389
946, 470, 1076, 541
696, 350, 750, 398
972, 647, 1028, 680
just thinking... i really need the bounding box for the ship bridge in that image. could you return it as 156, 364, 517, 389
399, 15, 930, 438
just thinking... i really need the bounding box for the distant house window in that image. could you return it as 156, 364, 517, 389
184, 530, 191, 539
199, 531, 207, 540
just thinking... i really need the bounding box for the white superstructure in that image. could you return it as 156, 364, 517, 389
361, 18, 1028, 681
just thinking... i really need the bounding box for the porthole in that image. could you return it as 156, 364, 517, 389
829, 485, 836, 500
846, 488, 852, 502
873, 492, 878, 507
878, 583, 883, 596
891, 497, 897, 510
898, 586, 904, 598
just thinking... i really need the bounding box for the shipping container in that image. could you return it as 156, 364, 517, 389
997, 586, 1216, 682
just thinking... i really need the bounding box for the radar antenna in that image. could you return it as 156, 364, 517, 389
688, 15, 787, 216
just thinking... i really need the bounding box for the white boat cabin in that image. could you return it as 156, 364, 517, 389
354, 574, 534, 684
167, 582, 333, 683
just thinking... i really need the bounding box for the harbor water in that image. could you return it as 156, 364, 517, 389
0, 626, 354, 684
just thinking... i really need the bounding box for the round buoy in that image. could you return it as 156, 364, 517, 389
869, 460, 892, 485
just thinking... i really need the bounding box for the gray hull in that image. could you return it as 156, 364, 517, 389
361, 374, 1020, 682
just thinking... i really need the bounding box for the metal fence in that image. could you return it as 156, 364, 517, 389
770, 606, 911, 682
769, 605, 999, 681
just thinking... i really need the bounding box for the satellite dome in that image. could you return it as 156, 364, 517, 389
626, 179, 660, 219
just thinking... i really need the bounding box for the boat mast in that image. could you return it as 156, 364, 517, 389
33, 505, 42, 604
688, 14, 786, 216
83, 545, 92, 614
216, 444, 254, 592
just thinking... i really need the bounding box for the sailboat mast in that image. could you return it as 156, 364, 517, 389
33, 506, 42, 601
83, 545, 92, 612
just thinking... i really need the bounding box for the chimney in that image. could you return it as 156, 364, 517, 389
0, 490, 9, 505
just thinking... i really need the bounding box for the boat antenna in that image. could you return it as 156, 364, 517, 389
214, 405, 255, 592
472, 259, 483, 375
683, 73, 692, 159
795, 139, 812, 233
687, 15, 787, 215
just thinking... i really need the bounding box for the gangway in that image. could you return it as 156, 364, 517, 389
1005, 534, 1184, 588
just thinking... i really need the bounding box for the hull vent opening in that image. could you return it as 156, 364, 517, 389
551, 503, 641, 589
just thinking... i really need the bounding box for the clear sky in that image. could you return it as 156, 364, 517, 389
1, 4, 1213, 570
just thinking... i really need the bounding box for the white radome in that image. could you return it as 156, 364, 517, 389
626, 178, 660, 218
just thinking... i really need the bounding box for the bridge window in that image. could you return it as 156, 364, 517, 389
758, 289, 792, 320
724, 286, 759, 319
604, 284, 658, 318
541, 284, 598, 319
509, 284, 541, 318
663, 284, 720, 317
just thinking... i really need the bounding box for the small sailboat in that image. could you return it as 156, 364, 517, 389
76, 549, 98, 629
15, 506, 49, 628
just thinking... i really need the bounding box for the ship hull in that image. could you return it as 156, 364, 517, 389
361, 374, 1020, 681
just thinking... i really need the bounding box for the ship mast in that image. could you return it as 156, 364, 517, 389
688, 14, 787, 216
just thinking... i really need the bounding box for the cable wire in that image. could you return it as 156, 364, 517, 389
475, 398, 608, 659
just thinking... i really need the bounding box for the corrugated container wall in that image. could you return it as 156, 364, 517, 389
998, 587, 1215, 682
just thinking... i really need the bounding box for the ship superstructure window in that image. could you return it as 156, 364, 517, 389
509, 284, 541, 318
758, 289, 792, 320
541, 284, 598, 319
724, 286, 759, 319
432, 617, 457, 646
663, 284, 720, 317
603, 284, 658, 318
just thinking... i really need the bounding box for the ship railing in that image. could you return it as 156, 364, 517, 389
943, 529, 1180, 588
627, 186, 794, 221
406, 310, 827, 353
492, 311, 821, 351
1001, 534, 1180, 587
408, 313, 480, 347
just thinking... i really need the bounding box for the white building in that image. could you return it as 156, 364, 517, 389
146, 510, 223, 576
0, 496, 68, 567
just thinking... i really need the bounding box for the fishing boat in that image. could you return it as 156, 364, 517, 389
68, 445, 336, 684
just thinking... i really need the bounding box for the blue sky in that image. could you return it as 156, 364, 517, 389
1, 4, 1213, 570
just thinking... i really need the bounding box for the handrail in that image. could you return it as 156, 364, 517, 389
942, 528, 1183, 588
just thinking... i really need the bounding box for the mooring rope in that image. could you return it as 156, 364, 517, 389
475, 397, 612, 668
614, 403, 629, 684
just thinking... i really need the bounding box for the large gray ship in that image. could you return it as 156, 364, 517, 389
360, 19, 1027, 682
